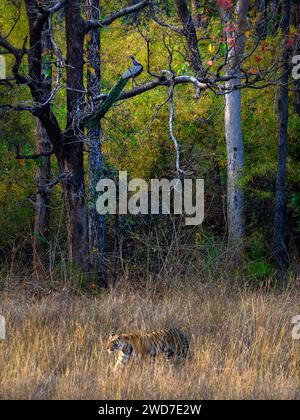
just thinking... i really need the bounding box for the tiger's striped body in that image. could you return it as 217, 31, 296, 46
107, 328, 189, 370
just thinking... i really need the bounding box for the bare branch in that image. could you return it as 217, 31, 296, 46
168, 80, 184, 174
85, 1, 150, 32
94, 74, 208, 103
48, 1, 65, 14
15, 143, 54, 160
152, 14, 183, 35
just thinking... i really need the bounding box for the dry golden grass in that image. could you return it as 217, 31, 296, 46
0, 279, 300, 400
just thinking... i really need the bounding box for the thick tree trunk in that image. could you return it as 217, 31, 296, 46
86, 0, 106, 284
33, 121, 51, 281
221, 0, 250, 246
273, 0, 291, 276
224, 86, 245, 244
63, 0, 90, 276
32, 15, 52, 281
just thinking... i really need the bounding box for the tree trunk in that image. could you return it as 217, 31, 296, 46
292, 0, 300, 116
273, 0, 291, 276
62, 0, 90, 276
268, 0, 280, 35
221, 0, 250, 246
33, 121, 51, 281
86, 0, 106, 285
191, 0, 201, 28
255, 0, 267, 38
173, 0, 203, 76
225, 89, 245, 244
32, 16, 52, 282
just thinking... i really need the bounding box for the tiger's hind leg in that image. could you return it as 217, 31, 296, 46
149, 349, 157, 366
179, 331, 190, 359
163, 336, 190, 370
162, 349, 184, 373
162, 347, 175, 363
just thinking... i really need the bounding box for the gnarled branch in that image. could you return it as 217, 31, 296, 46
85, 1, 150, 32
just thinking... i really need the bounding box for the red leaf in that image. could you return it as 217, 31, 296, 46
218, 0, 233, 9
261, 42, 268, 52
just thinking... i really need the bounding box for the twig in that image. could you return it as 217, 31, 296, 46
168, 80, 184, 175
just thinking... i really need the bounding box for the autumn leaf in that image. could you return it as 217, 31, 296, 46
249, 68, 258, 75
208, 43, 216, 54
200, 14, 209, 22
227, 37, 235, 47
218, 0, 233, 9
261, 41, 268, 52
255, 55, 263, 63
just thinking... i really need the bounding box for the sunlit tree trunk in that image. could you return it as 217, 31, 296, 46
221, 0, 250, 247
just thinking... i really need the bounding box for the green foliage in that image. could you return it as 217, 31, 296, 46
244, 233, 275, 281
245, 259, 274, 280
0, 0, 299, 276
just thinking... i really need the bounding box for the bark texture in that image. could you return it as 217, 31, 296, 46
86, 0, 106, 284
221, 0, 250, 245
31, 9, 52, 281
273, 0, 291, 275
33, 121, 51, 281
191, 0, 201, 28
174, 0, 203, 76
62, 0, 90, 275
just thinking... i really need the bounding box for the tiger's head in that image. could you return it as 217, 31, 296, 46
106, 332, 133, 354
107, 332, 123, 353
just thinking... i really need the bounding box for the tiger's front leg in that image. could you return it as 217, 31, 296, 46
114, 351, 131, 371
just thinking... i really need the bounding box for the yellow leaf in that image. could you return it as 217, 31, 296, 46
208, 43, 216, 54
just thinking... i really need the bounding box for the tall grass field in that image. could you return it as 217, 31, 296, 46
1, 278, 300, 400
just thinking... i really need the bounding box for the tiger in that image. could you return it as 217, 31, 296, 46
106, 328, 189, 370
